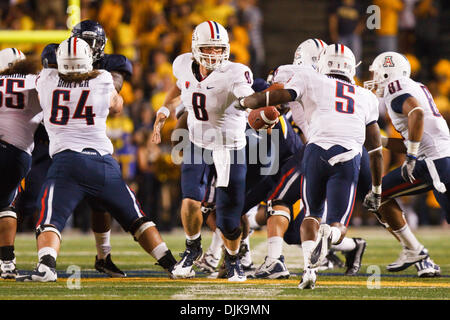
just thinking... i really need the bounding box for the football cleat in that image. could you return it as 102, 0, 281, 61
387, 246, 429, 272
298, 268, 317, 290
0, 259, 18, 279
194, 252, 220, 274
318, 250, 345, 271
344, 238, 367, 276
415, 256, 441, 278
238, 241, 255, 272
310, 224, 332, 268
251, 256, 290, 279
172, 241, 202, 279
16, 262, 57, 282
95, 254, 126, 277
224, 252, 246, 282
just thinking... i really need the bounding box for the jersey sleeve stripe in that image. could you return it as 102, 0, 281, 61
366, 120, 377, 126
391, 93, 413, 114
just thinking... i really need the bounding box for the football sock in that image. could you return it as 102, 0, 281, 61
246, 208, 261, 230
94, 231, 112, 260
301, 240, 315, 269
38, 247, 57, 268
207, 229, 223, 259
224, 245, 239, 256
186, 232, 201, 241
393, 224, 422, 250
157, 250, 177, 271
331, 237, 356, 252
0, 245, 15, 261
267, 236, 283, 260
151, 242, 169, 260
330, 226, 342, 244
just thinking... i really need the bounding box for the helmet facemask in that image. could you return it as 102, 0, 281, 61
193, 44, 230, 70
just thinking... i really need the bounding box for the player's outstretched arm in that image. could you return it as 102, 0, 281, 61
151, 84, 182, 144
109, 90, 124, 115
363, 122, 384, 211
237, 89, 295, 110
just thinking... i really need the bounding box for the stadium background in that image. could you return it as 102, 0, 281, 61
1, 0, 449, 233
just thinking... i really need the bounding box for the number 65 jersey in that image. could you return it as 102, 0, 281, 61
284, 66, 379, 155
36, 68, 115, 157
382, 76, 450, 160
173, 53, 254, 150
0, 73, 42, 154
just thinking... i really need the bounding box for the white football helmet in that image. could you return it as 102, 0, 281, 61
317, 44, 356, 82
0, 48, 26, 71
57, 37, 93, 75
192, 20, 230, 70
293, 38, 327, 69
364, 52, 411, 97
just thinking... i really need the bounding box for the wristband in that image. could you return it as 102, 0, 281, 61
265, 91, 270, 106
157, 106, 170, 118
372, 185, 382, 195
407, 140, 420, 157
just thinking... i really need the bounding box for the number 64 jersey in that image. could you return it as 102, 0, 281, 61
284, 66, 379, 156
173, 53, 254, 150
36, 68, 115, 157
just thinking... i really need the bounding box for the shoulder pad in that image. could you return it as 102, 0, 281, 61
97, 54, 133, 77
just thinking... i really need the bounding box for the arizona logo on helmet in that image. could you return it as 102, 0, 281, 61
383, 56, 395, 67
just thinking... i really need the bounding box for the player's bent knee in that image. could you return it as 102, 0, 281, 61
36, 224, 62, 241
129, 217, 156, 241
0, 207, 17, 219
220, 227, 241, 241
266, 200, 291, 222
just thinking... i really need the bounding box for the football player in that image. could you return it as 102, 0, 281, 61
236, 44, 384, 289
16, 38, 177, 282
152, 21, 254, 281
0, 48, 42, 279
20, 20, 133, 277
363, 52, 448, 277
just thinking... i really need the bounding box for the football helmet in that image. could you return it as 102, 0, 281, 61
0, 48, 25, 71
364, 52, 411, 97
317, 43, 356, 83
71, 20, 107, 62
57, 37, 93, 75
192, 20, 230, 70
293, 38, 327, 69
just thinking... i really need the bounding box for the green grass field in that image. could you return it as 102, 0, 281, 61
1, 227, 449, 300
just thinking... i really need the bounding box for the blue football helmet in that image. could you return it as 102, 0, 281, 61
71, 20, 107, 62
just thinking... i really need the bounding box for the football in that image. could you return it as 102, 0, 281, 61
248, 106, 280, 130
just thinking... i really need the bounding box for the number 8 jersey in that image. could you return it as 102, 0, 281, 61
36, 68, 115, 157
0, 73, 42, 154
382, 76, 450, 160
173, 53, 254, 150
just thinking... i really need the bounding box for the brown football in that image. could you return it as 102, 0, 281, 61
248, 106, 280, 130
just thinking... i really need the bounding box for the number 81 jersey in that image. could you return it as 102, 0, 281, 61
36, 68, 115, 157
173, 53, 254, 150
0, 73, 42, 154
382, 76, 450, 160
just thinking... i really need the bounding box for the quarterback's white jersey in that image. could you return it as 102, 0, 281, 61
173, 53, 254, 150
383, 76, 450, 160
36, 68, 115, 157
284, 66, 379, 154
273, 64, 310, 140
0, 73, 42, 154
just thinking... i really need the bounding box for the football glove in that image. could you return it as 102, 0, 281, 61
401, 154, 417, 183
363, 190, 382, 212
234, 97, 247, 111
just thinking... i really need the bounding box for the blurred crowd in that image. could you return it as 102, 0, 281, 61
0, 0, 448, 231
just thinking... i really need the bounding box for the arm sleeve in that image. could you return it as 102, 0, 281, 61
232, 64, 254, 98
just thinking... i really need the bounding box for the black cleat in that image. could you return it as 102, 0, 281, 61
344, 238, 366, 276
95, 254, 126, 277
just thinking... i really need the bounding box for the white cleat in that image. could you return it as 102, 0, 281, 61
387, 246, 429, 272
298, 268, 317, 290
16, 263, 57, 282
194, 252, 220, 274
309, 224, 332, 268
415, 256, 441, 278
1, 259, 18, 279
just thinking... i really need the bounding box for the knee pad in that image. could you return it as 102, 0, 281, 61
0, 207, 17, 219
129, 217, 156, 241
36, 224, 62, 241
220, 227, 241, 241
266, 200, 291, 222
